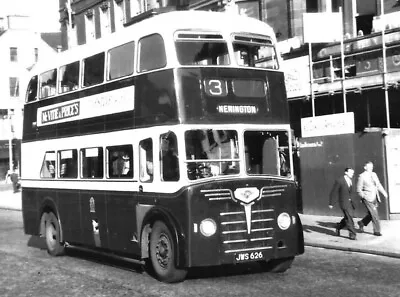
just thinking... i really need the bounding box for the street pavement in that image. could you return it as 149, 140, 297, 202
1, 184, 399, 259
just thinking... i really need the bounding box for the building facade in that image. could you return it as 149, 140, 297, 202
57, 0, 400, 217
0, 16, 60, 179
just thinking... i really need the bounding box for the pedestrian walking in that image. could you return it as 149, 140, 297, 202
356, 161, 387, 236
10, 168, 20, 193
329, 167, 357, 240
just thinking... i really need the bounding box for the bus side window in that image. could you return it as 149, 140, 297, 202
40, 151, 56, 178
138, 34, 166, 72
139, 138, 153, 182
81, 147, 104, 178
108, 41, 135, 80
83, 52, 105, 87
39, 69, 57, 99
58, 149, 78, 178
26, 76, 38, 102
59, 61, 80, 93
107, 145, 133, 178
160, 132, 179, 182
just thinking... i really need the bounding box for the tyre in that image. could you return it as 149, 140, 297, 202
43, 212, 65, 256
149, 221, 187, 283
260, 256, 294, 273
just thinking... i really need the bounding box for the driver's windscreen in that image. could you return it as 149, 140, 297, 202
185, 129, 239, 180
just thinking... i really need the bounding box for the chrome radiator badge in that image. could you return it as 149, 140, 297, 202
233, 187, 261, 234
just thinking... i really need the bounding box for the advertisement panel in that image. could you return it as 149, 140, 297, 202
303, 13, 343, 43
301, 112, 354, 138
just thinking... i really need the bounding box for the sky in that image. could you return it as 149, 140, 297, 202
0, 0, 60, 32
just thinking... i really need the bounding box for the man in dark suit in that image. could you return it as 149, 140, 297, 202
329, 167, 357, 240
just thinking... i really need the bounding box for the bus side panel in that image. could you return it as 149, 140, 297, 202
22, 188, 40, 236
58, 189, 84, 244
106, 191, 140, 255
80, 190, 107, 248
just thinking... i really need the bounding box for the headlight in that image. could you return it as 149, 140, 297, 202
200, 218, 217, 237
277, 212, 291, 230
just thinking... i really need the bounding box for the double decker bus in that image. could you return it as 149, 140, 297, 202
21, 9, 304, 283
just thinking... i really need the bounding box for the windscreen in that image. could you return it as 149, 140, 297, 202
175, 32, 230, 66
232, 34, 278, 69
185, 129, 239, 180
244, 130, 291, 177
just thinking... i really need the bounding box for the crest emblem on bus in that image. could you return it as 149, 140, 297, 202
89, 197, 96, 213
233, 188, 260, 234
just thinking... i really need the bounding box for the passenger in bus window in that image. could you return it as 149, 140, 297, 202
60, 162, 67, 177
112, 152, 130, 177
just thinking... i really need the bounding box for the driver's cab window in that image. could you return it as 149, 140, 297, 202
160, 132, 179, 181
139, 138, 153, 182
244, 130, 291, 177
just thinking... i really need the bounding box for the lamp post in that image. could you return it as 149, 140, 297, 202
7, 109, 14, 172
380, 0, 390, 129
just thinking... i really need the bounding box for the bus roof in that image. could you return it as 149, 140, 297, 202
30, 10, 277, 74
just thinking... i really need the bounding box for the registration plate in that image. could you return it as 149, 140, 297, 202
234, 251, 264, 262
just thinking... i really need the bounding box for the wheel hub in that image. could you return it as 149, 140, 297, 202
156, 234, 170, 268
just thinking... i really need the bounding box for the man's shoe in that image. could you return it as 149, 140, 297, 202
335, 225, 340, 236
373, 232, 382, 236
349, 234, 356, 240
357, 221, 364, 233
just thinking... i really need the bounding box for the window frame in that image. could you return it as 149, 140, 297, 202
58, 61, 80, 94
39, 69, 58, 99
80, 147, 104, 179
106, 144, 134, 179
25, 76, 38, 103
137, 33, 167, 73
58, 149, 78, 179
107, 41, 135, 81
82, 52, 106, 88
9, 77, 20, 97
10, 47, 18, 62
40, 151, 56, 179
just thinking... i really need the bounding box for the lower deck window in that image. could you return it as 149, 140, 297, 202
107, 145, 133, 178
59, 149, 78, 178
40, 151, 56, 178
81, 147, 104, 178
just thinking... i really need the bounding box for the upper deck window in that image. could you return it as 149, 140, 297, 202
138, 34, 166, 72
26, 76, 38, 103
175, 32, 230, 66
232, 34, 279, 69
39, 69, 57, 99
59, 61, 80, 93
83, 52, 105, 87
108, 41, 135, 80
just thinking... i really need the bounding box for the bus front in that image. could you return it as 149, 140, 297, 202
171, 28, 304, 270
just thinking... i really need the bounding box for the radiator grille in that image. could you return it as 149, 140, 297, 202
201, 185, 286, 254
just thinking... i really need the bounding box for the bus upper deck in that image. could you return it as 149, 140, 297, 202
23, 10, 287, 142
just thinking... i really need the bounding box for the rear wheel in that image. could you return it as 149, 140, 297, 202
43, 212, 65, 256
149, 221, 187, 283
260, 256, 294, 273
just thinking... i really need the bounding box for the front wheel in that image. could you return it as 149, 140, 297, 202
149, 221, 187, 283
43, 212, 65, 256
260, 256, 294, 273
